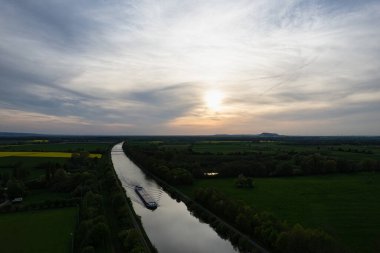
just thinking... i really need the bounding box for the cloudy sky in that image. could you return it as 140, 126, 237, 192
0, 0, 379, 135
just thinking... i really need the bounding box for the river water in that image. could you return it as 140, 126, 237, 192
111, 143, 238, 253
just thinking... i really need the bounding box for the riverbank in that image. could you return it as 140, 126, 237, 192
113, 142, 238, 253
108, 144, 156, 253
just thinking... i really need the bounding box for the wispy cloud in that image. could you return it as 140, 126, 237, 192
0, 0, 379, 134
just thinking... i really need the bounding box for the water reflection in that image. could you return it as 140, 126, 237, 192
111, 143, 238, 253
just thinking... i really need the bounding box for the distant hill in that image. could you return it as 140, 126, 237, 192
213, 133, 283, 137
257, 132, 281, 137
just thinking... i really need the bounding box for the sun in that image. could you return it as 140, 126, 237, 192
204, 90, 224, 111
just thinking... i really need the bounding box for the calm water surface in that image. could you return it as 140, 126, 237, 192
111, 143, 238, 253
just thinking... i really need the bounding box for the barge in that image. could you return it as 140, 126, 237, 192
134, 186, 158, 210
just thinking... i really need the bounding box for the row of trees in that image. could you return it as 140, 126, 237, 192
124, 144, 194, 185
149, 165, 193, 185
194, 187, 346, 253
74, 151, 154, 253
0, 198, 78, 213
124, 142, 380, 180
0, 166, 29, 187
76, 190, 111, 252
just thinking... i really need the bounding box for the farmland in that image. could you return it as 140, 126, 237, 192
179, 172, 380, 253
0, 138, 155, 253
0, 141, 107, 253
0, 208, 77, 253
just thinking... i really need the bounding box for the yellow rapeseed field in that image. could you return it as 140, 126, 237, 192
0, 152, 102, 158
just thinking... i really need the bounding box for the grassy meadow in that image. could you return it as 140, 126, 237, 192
0, 208, 77, 253
179, 172, 380, 253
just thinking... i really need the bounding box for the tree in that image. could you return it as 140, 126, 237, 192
123, 229, 141, 251
12, 166, 29, 180
274, 162, 293, 176
6, 179, 25, 200
235, 174, 253, 188
276, 224, 342, 253
235, 213, 251, 233
361, 159, 377, 172
0, 172, 10, 186
53, 169, 68, 182
130, 246, 146, 253
324, 160, 337, 173
81, 246, 95, 253
89, 222, 110, 246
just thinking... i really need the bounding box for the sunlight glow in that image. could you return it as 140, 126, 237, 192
204, 90, 224, 111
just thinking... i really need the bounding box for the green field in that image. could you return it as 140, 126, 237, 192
0, 208, 77, 253
0, 143, 111, 153
179, 172, 380, 253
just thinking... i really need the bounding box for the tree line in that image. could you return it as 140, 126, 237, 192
124, 142, 380, 181
73, 150, 155, 253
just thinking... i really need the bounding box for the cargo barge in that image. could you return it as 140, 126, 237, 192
134, 186, 158, 210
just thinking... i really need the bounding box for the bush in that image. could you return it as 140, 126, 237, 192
7, 179, 26, 199
81, 246, 95, 253
89, 222, 110, 246
276, 224, 344, 253
122, 229, 141, 251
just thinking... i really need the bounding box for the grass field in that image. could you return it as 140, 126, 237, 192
0, 151, 102, 158
0, 208, 77, 253
0, 143, 111, 153
179, 172, 380, 253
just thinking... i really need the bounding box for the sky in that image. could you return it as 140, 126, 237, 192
0, 0, 379, 135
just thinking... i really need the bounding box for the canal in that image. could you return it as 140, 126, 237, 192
111, 142, 238, 253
